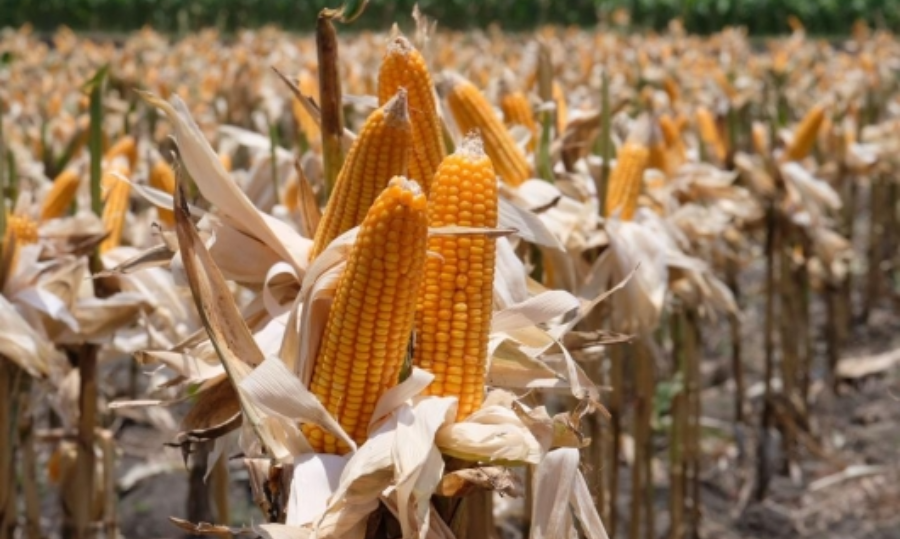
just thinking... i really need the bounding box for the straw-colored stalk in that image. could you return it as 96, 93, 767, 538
316, 11, 345, 200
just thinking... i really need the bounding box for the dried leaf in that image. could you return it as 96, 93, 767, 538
435, 466, 523, 498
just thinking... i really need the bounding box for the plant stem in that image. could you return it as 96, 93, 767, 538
316, 11, 345, 202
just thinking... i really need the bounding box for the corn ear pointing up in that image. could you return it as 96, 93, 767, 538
605, 132, 650, 221
784, 103, 826, 162
304, 177, 429, 454
443, 72, 531, 187
149, 160, 176, 226
40, 169, 80, 221
415, 134, 498, 421
378, 36, 445, 193
311, 89, 411, 258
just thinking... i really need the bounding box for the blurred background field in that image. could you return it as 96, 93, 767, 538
2, 0, 900, 35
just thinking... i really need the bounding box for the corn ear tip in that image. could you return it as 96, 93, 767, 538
383, 88, 410, 126
387, 35, 413, 56
388, 176, 425, 206
458, 131, 486, 159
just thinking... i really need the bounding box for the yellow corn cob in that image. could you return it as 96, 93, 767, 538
304, 177, 428, 454
444, 73, 530, 187
291, 71, 322, 152
662, 77, 680, 104
696, 107, 727, 164
752, 121, 770, 156
659, 114, 686, 168
605, 140, 650, 221
378, 36, 445, 193
415, 135, 497, 421
104, 135, 138, 170
219, 153, 233, 173
647, 124, 668, 175
499, 87, 537, 152
40, 169, 80, 221
310, 89, 411, 259
99, 169, 131, 254
784, 104, 826, 162
149, 161, 176, 226
552, 81, 567, 134
1, 214, 39, 276
3, 215, 39, 246
282, 175, 299, 212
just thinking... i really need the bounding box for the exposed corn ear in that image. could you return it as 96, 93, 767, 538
282, 175, 300, 212
662, 76, 680, 104
552, 81, 567, 134
499, 85, 537, 152
605, 136, 650, 221
291, 71, 322, 152
1, 214, 39, 281
415, 135, 497, 421
696, 106, 727, 163
104, 135, 138, 170
751, 121, 770, 156
784, 103, 826, 162
444, 73, 530, 187
659, 114, 686, 168
40, 169, 80, 221
304, 177, 429, 454
647, 120, 668, 175
99, 168, 131, 253
310, 89, 411, 258
378, 36, 445, 193
149, 161, 176, 226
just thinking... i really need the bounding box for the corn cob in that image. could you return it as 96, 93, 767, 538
304, 177, 428, 454
499, 85, 537, 152
378, 36, 445, 193
784, 103, 826, 162
99, 168, 131, 254
415, 135, 497, 421
104, 135, 138, 170
1, 214, 39, 277
443, 73, 530, 187
310, 89, 411, 259
291, 71, 322, 152
659, 114, 686, 169
647, 121, 668, 174
149, 160, 176, 226
696, 106, 727, 163
605, 139, 650, 221
751, 121, 770, 156
282, 175, 300, 212
662, 77, 680, 104
3, 215, 39, 246
40, 169, 80, 221
552, 81, 567, 134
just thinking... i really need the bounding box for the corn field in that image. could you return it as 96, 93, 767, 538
1, 6, 900, 539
